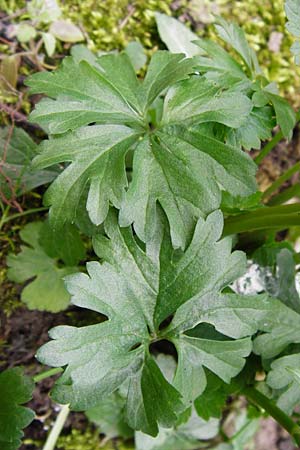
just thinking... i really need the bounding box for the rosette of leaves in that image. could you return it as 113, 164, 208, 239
37, 210, 289, 436
26, 43, 266, 249
0, 368, 35, 450
7, 220, 85, 312
155, 14, 296, 146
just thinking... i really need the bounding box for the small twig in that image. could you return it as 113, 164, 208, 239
0, 36, 13, 45
42, 404, 70, 450
118, 4, 136, 30
0, 103, 28, 123
0, 114, 23, 212
0, 7, 26, 22
0, 207, 49, 230
0, 103, 41, 131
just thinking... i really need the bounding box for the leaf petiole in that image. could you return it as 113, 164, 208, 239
242, 386, 300, 447
262, 161, 300, 201
33, 367, 63, 383
254, 110, 300, 165
223, 203, 300, 236
1, 206, 49, 227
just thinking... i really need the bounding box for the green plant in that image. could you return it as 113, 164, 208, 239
2, 4, 300, 450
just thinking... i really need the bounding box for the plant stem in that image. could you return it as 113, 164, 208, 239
0, 206, 48, 227
267, 183, 300, 206
33, 367, 63, 383
0, 205, 11, 230
254, 130, 284, 165
223, 203, 300, 236
262, 162, 300, 201
243, 386, 300, 446
42, 404, 70, 450
254, 110, 300, 165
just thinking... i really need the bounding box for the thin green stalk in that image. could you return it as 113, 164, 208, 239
267, 183, 300, 206
223, 203, 300, 236
0, 206, 48, 228
254, 130, 284, 165
262, 162, 300, 201
33, 367, 63, 383
42, 404, 70, 450
254, 110, 300, 165
0, 205, 11, 230
243, 387, 300, 446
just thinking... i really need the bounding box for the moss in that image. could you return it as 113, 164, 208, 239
0, 0, 26, 14
60, 0, 299, 105
61, 0, 174, 51
57, 428, 134, 450
205, 0, 300, 106
0, 267, 22, 316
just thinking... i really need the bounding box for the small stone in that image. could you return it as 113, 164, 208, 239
268, 31, 284, 53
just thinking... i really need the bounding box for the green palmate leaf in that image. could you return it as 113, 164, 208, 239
194, 39, 249, 84
161, 77, 252, 128
251, 247, 300, 313
267, 353, 300, 414
119, 130, 256, 249
70, 44, 97, 65
254, 299, 300, 359
125, 41, 147, 71
27, 51, 194, 133
252, 86, 296, 139
28, 50, 257, 248
0, 368, 35, 450
27, 54, 144, 133
273, 249, 300, 313
227, 106, 275, 150
193, 22, 295, 142
32, 125, 140, 232
214, 17, 261, 76
0, 127, 59, 199
7, 222, 80, 312
37, 210, 281, 435
155, 13, 200, 57
285, 0, 300, 64
139, 52, 195, 110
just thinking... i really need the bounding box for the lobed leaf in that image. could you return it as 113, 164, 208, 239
28, 50, 258, 248
0, 127, 59, 199
285, 0, 300, 64
267, 353, 300, 414
214, 17, 261, 76
155, 13, 200, 57
7, 222, 81, 312
27, 53, 144, 133
37, 211, 280, 435
32, 125, 140, 232
0, 368, 35, 450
